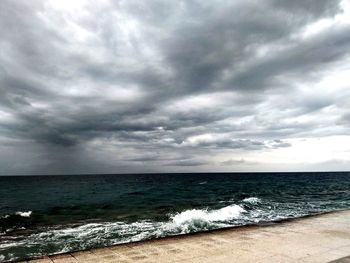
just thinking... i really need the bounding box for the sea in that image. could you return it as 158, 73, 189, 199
1, 172, 350, 262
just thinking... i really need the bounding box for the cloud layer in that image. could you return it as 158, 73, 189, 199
1, 0, 350, 174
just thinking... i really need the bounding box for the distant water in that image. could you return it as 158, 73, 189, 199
1, 172, 350, 262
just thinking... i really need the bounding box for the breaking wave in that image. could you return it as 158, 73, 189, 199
172, 205, 245, 225
167, 204, 246, 233
0, 211, 33, 235
1, 211, 32, 220
15, 211, 32, 218
0, 204, 247, 261
1, 199, 349, 262
242, 197, 261, 205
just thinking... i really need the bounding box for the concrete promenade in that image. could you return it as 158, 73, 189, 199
19, 210, 350, 263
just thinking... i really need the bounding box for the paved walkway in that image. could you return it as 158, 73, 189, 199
330, 255, 350, 262
20, 210, 350, 263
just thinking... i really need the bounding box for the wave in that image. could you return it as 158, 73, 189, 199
0, 203, 247, 261
242, 197, 261, 205
2, 200, 347, 262
168, 204, 246, 233
1, 211, 32, 219
15, 211, 32, 218
0, 211, 33, 234
172, 204, 245, 225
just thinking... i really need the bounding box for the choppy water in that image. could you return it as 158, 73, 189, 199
1, 172, 350, 262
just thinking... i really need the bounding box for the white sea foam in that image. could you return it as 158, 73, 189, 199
1, 199, 328, 262
1, 204, 246, 257
242, 197, 261, 205
15, 211, 32, 217
171, 204, 245, 225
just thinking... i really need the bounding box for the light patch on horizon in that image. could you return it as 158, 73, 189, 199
0, 0, 350, 175
223, 136, 350, 167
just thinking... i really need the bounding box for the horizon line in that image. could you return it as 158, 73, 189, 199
1, 170, 349, 177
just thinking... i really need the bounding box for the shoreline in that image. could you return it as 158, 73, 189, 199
14, 209, 350, 263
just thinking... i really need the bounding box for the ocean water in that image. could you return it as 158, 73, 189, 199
1, 172, 350, 262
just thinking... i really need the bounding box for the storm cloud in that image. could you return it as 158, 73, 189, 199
1, 0, 350, 174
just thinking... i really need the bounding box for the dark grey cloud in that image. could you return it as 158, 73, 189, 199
0, 0, 349, 174
165, 159, 207, 167
271, 140, 292, 148
340, 112, 350, 125
220, 158, 246, 166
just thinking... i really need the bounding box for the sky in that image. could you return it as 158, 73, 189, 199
0, 0, 350, 175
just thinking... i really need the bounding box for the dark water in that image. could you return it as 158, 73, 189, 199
1, 172, 350, 262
